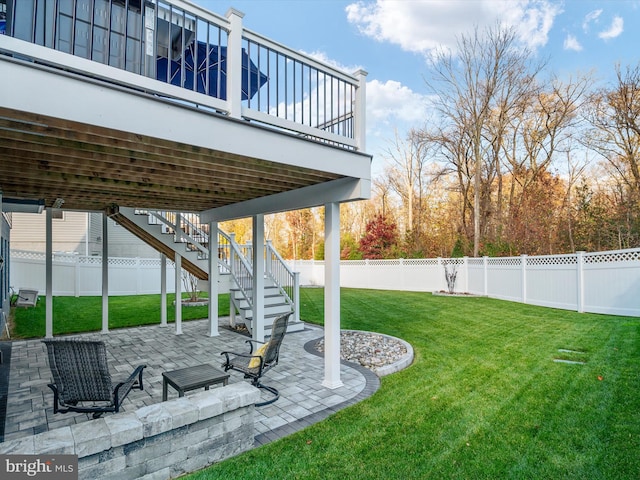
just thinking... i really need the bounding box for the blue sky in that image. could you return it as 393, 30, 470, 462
197, 0, 640, 174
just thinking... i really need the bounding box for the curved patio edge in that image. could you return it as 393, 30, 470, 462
339, 330, 414, 377
253, 331, 382, 446
307, 329, 414, 378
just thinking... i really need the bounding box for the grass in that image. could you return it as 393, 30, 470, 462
10, 293, 230, 338
9, 288, 640, 478
187, 288, 640, 480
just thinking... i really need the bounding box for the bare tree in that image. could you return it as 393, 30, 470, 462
426, 24, 545, 256
561, 145, 589, 252
383, 128, 434, 251
583, 63, 640, 248
585, 63, 640, 197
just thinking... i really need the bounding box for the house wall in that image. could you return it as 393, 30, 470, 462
10, 212, 159, 258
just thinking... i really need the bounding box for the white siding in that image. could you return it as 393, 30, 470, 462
10, 212, 159, 258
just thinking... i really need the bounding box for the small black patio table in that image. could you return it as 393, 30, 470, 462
162, 364, 230, 401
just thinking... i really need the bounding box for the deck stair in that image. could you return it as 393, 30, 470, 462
110, 207, 302, 335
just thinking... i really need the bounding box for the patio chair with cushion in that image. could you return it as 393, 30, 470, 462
42, 338, 146, 418
221, 313, 290, 406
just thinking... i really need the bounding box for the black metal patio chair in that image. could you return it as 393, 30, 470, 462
221, 313, 290, 406
42, 338, 146, 418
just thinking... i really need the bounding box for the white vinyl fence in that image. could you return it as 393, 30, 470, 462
290, 248, 640, 317
10, 248, 640, 317
10, 250, 176, 296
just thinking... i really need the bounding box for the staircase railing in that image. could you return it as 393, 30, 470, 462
138, 210, 298, 325
218, 231, 253, 300
266, 240, 300, 323
145, 211, 210, 259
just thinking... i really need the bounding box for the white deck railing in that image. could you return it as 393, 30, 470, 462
1, 0, 365, 150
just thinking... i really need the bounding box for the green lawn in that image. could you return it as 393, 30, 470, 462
10, 293, 230, 338
10, 288, 640, 478
189, 288, 640, 480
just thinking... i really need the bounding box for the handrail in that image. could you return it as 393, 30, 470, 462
3, 0, 364, 149
147, 211, 209, 258
226, 233, 254, 311
266, 240, 300, 323
241, 29, 359, 147
266, 240, 294, 302
132, 209, 300, 323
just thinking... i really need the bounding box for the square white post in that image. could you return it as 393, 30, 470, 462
160, 253, 167, 327
225, 8, 244, 119
576, 251, 585, 313
174, 253, 182, 335
208, 221, 219, 336
229, 233, 237, 328
101, 213, 109, 334
45, 208, 53, 338
483, 256, 489, 296
521, 254, 528, 304
323, 202, 343, 389
252, 215, 265, 342
354, 69, 368, 151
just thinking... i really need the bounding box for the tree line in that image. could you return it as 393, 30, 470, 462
225, 25, 640, 260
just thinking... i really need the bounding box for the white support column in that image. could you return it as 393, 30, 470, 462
0, 194, 2, 317
323, 202, 343, 389
45, 208, 53, 338
229, 233, 236, 328
160, 253, 167, 327
0, 193, 2, 310
225, 8, 244, 119
101, 213, 109, 334
208, 221, 219, 337
252, 215, 265, 342
175, 253, 183, 334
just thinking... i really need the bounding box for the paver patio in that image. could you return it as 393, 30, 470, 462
0, 318, 379, 447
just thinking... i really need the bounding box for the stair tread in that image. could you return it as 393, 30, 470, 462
241, 311, 294, 320
239, 303, 290, 311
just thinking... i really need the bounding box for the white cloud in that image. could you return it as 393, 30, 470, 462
563, 34, 582, 52
346, 0, 562, 57
598, 16, 624, 39
366, 79, 430, 127
582, 9, 602, 32
302, 50, 363, 74
364, 79, 432, 172
582, 9, 602, 31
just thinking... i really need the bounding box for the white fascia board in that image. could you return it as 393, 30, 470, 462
201, 177, 371, 222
